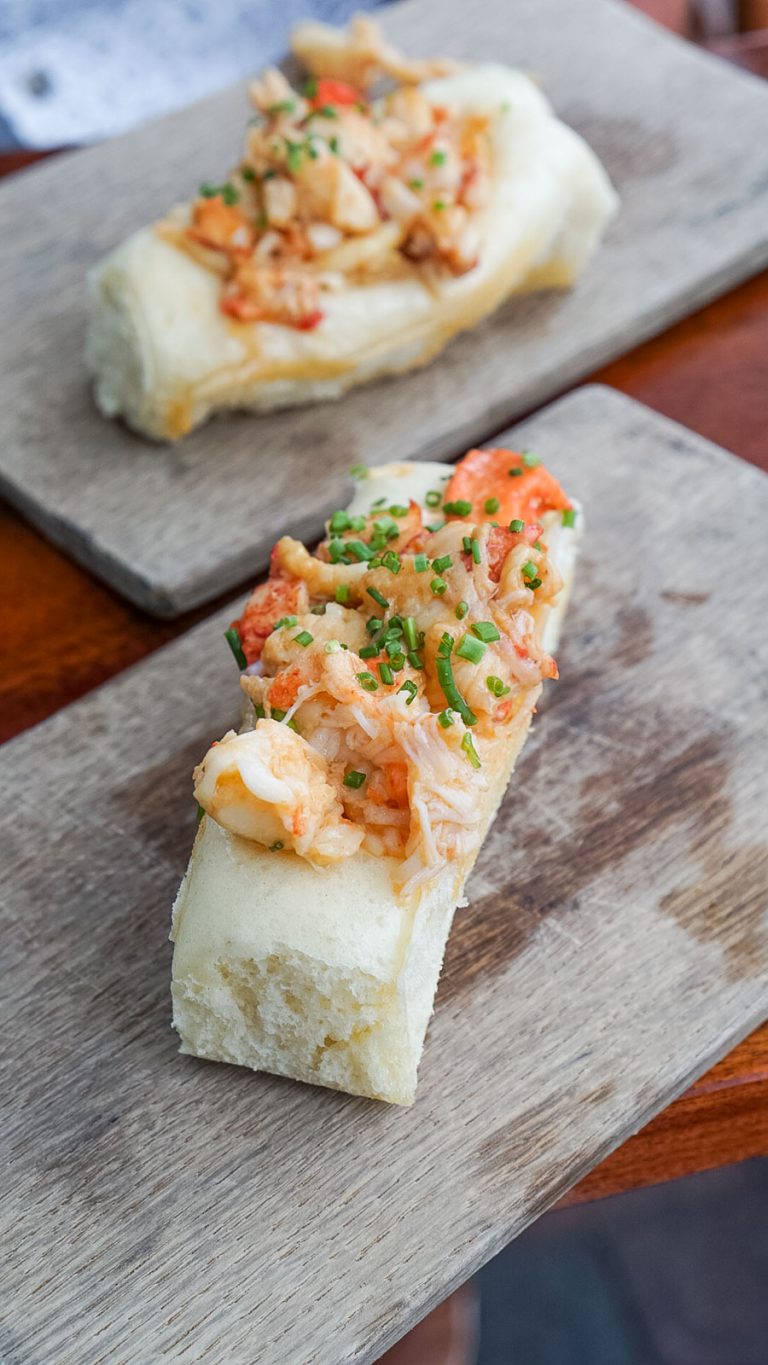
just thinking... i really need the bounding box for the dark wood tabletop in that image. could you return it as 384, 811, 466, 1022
2, 6, 766, 1360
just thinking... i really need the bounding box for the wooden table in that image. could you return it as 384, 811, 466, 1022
2, 11, 767, 1361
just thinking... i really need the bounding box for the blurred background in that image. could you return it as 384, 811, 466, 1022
1, 3, 765, 1362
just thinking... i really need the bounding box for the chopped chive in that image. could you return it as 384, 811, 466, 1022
224, 626, 247, 670
366, 616, 382, 634
432, 199, 446, 211
426, 522, 445, 533
335, 584, 350, 604
471, 538, 482, 565
359, 644, 379, 659
389, 504, 409, 517
328, 538, 346, 563
461, 732, 481, 769
521, 561, 538, 580
269, 99, 296, 115
240, 165, 256, 182
462, 535, 473, 554
388, 651, 406, 671
435, 640, 477, 726
294, 630, 314, 647
349, 463, 369, 480
484, 496, 500, 514
403, 617, 419, 651
509, 518, 525, 533
407, 650, 424, 670
271, 707, 286, 721
455, 600, 469, 620
317, 104, 338, 118
343, 770, 366, 789
356, 671, 379, 692
508, 466, 523, 478
414, 552, 429, 573
562, 507, 577, 528
329, 510, 350, 532
432, 554, 453, 573
196, 802, 206, 823
438, 709, 455, 728
367, 586, 390, 609
425, 490, 442, 508
486, 675, 511, 697
273, 615, 297, 630
254, 704, 266, 719
344, 540, 375, 562
269, 840, 285, 851
370, 496, 387, 510
285, 140, 303, 173
379, 662, 394, 686
382, 550, 402, 575
303, 76, 318, 97
522, 451, 541, 468
310, 604, 326, 615
444, 499, 472, 517
349, 515, 367, 532
325, 640, 342, 654
398, 679, 418, 704
456, 634, 486, 664
329, 135, 340, 154
471, 621, 501, 643
408, 177, 425, 190
430, 576, 447, 596
430, 148, 447, 166
528, 577, 543, 590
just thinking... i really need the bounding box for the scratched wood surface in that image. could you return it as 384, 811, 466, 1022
2, 387, 767, 1365
1, 0, 768, 617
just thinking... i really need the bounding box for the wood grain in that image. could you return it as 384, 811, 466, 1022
1, 0, 768, 616
2, 387, 767, 1365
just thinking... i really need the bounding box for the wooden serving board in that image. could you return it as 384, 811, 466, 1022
2, 387, 767, 1365
1, 1, 768, 617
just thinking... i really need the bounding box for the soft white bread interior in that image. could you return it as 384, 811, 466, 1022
170, 463, 580, 1103
87, 65, 617, 441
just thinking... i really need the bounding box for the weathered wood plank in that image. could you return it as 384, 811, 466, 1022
1, 387, 767, 1365
0, 0, 767, 615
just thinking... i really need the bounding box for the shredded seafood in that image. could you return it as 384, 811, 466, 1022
194, 447, 576, 897
161, 17, 492, 330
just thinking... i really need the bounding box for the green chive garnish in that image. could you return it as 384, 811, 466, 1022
269, 840, 285, 851
562, 507, 577, 528
430, 149, 447, 166
382, 550, 401, 575
269, 99, 296, 115
528, 577, 543, 590
398, 679, 418, 704
329, 510, 350, 532
389, 504, 408, 517
349, 463, 369, 480
432, 554, 453, 573
455, 600, 468, 620
414, 553, 429, 573
409, 177, 425, 190
425, 490, 442, 508
240, 165, 256, 182
509, 518, 525, 533
471, 538, 482, 565
379, 662, 394, 686
356, 671, 378, 692
522, 451, 540, 468
294, 630, 313, 647
472, 621, 501, 643
224, 626, 247, 670
438, 709, 455, 728
436, 641, 477, 727
521, 561, 537, 580
426, 522, 445, 533
359, 644, 378, 659
329, 135, 340, 154
508, 466, 523, 478
324, 640, 342, 654
430, 576, 447, 596
335, 584, 350, 604
328, 538, 346, 563
407, 650, 424, 670
196, 802, 206, 823
367, 586, 390, 609
343, 770, 366, 789
273, 615, 297, 630
433, 199, 446, 211
271, 707, 286, 721
484, 497, 500, 514
461, 732, 481, 769
403, 617, 419, 651
486, 675, 511, 697
344, 540, 375, 562
444, 499, 472, 517
317, 104, 338, 118
456, 634, 486, 664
